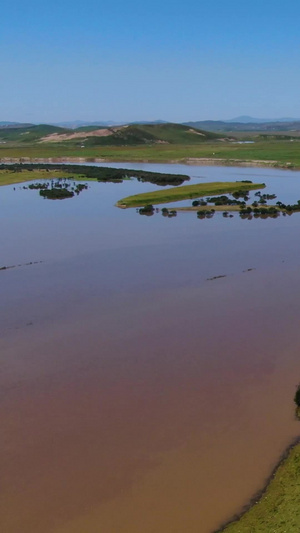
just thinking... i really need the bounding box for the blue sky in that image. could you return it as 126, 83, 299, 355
1, 0, 300, 123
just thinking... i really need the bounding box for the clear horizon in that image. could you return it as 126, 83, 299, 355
2, 0, 300, 123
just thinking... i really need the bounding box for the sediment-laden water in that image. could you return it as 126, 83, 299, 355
1, 164, 300, 533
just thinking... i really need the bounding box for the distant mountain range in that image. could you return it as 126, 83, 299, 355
49, 119, 168, 129
224, 116, 300, 124
1, 117, 300, 138
183, 119, 300, 132
52, 117, 300, 128
2, 116, 300, 128
51, 120, 122, 129
0, 121, 33, 128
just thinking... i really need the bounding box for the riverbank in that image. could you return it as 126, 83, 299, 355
215, 438, 300, 532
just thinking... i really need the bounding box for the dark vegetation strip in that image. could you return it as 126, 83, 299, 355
0, 163, 189, 187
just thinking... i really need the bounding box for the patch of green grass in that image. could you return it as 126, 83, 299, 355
116, 182, 265, 208
217, 443, 300, 533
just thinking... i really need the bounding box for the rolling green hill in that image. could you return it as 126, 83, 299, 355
0, 122, 226, 146
0, 124, 69, 143
70, 123, 225, 146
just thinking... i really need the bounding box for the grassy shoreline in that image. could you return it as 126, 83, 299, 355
215, 438, 300, 533
116, 182, 265, 208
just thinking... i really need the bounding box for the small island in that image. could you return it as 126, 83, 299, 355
116, 181, 265, 208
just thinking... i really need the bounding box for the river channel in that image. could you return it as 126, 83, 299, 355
1, 163, 300, 533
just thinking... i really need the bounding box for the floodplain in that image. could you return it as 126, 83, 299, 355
2, 162, 300, 533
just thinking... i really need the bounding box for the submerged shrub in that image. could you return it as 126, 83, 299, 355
139, 204, 154, 216
294, 384, 300, 407
197, 209, 215, 218
39, 188, 74, 200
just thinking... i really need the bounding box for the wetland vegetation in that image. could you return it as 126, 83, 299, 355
21, 179, 89, 200
0, 163, 189, 187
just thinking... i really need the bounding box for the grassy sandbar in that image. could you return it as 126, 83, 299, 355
116, 181, 265, 208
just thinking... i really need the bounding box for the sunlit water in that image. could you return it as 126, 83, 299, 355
1, 164, 300, 533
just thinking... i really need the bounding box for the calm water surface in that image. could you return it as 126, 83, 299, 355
1, 164, 300, 533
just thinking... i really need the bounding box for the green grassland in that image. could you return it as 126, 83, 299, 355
217, 443, 300, 533
116, 182, 265, 207
1, 140, 300, 168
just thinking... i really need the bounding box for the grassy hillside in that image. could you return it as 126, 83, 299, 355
0, 122, 225, 147
56, 123, 224, 146
74, 125, 108, 132
125, 123, 222, 143
0, 124, 69, 143
81, 125, 157, 146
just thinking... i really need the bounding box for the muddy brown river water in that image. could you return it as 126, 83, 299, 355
1, 164, 300, 533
